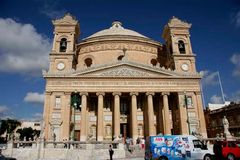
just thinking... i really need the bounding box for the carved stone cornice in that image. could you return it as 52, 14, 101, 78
78, 42, 158, 54
100, 67, 150, 77
49, 119, 63, 126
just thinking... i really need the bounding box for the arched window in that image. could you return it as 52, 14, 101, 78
84, 58, 92, 67
118, 55, 124, 61
60, 38, 67, 52
151, 59, 157, 66
178, 40, 186, 54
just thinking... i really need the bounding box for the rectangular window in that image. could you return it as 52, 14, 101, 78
55, 96, 61, 108
187, 97, 193, 108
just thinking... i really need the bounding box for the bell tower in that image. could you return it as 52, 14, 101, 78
49, 13, 80, 72
162, 17, 196, 73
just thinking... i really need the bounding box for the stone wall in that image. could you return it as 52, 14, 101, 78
2, 143, 125, 160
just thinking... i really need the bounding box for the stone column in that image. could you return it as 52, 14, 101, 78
178, 92, 189, 135
146, 92, 155, 136
130, 92, 138, 142
43, 92, 52, 140
162, 92, 171, 135
195, 92, 207, 138
97, 92, 105, 141
157, 99, 164, 134
80, 92, 88, 142
113, 92, 121, 139
62, 92, 71, 140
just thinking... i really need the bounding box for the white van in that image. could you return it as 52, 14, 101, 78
145, 135, 214, 160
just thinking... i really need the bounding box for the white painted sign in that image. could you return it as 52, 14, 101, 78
104, 115, 112, 121
52, 113, 61, 119
75, 115, 81, 121
90, 116, 97, 122
137, 115, 143, 121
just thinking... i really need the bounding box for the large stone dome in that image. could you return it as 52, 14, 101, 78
85, 21, 149, 39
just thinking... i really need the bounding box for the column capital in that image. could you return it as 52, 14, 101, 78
64, 92, 72, 95
130, 92, 138, 96
112, 92, 121, 96
96, 92, 105, 96
45, 91, 52, 95
80, 92, 88, 96
146, 92, 155, 96
178, 92, 186, 95
195, 91, 202, 95
161, 92, 170, 96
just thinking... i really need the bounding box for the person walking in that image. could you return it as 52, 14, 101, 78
213, 139, 223, 160
109, 145, 114, 160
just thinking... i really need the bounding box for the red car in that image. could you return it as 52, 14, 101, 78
222, 141, 240, 160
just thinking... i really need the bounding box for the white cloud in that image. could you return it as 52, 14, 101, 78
0, 105, 9, 114
0, 105, 16, 119
24, 92, 44, 104
230, 54, 240, 78
40, 0, 66, 19
210, 95, 223, 104
234, 10, 240, 27
229, 90, 240, 103
200, 70, 218, 86
33, 113, 43, 121
0, 18, 51, 76
20, 113, 43, 121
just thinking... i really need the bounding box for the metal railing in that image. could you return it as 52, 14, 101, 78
10, 140, 120, 149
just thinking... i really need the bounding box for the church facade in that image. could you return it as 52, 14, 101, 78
43, 14, 207, 142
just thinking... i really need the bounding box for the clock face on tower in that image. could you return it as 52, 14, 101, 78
181, 63, 189, 71
57, 62, 65, 70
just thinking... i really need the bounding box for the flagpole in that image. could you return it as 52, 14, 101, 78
217, 71, 225, 103
200, 79, 206, 109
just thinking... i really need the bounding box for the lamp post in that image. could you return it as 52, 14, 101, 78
184, 91, 191, 135
70, 91, 81, 141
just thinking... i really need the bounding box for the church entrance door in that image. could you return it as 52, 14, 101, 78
120, 123, 130, 142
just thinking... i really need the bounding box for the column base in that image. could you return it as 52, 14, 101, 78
80, 136, 86, 142
132, 135, 138, 145
97, 136, 103, 141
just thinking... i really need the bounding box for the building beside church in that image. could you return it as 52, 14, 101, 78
42, 14, 207, 142
204, 102, 240, 138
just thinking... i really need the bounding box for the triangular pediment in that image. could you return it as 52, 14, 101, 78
72, 61, 180, 78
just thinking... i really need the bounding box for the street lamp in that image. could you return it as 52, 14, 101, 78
70, 91, 81, 141
184, 91, 191, 135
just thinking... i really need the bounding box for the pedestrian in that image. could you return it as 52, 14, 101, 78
213, 139, 223, 160
109, 145, 114, 160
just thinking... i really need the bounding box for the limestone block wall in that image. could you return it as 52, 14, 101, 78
2, 146, 125, 160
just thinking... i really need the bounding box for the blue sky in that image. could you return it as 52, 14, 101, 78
0, 0, 240, 120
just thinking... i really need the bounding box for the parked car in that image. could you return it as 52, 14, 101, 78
222, 141, 240, 160
145, 135, 214, 160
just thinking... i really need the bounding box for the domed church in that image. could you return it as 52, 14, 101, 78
42, 13, 207, 142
